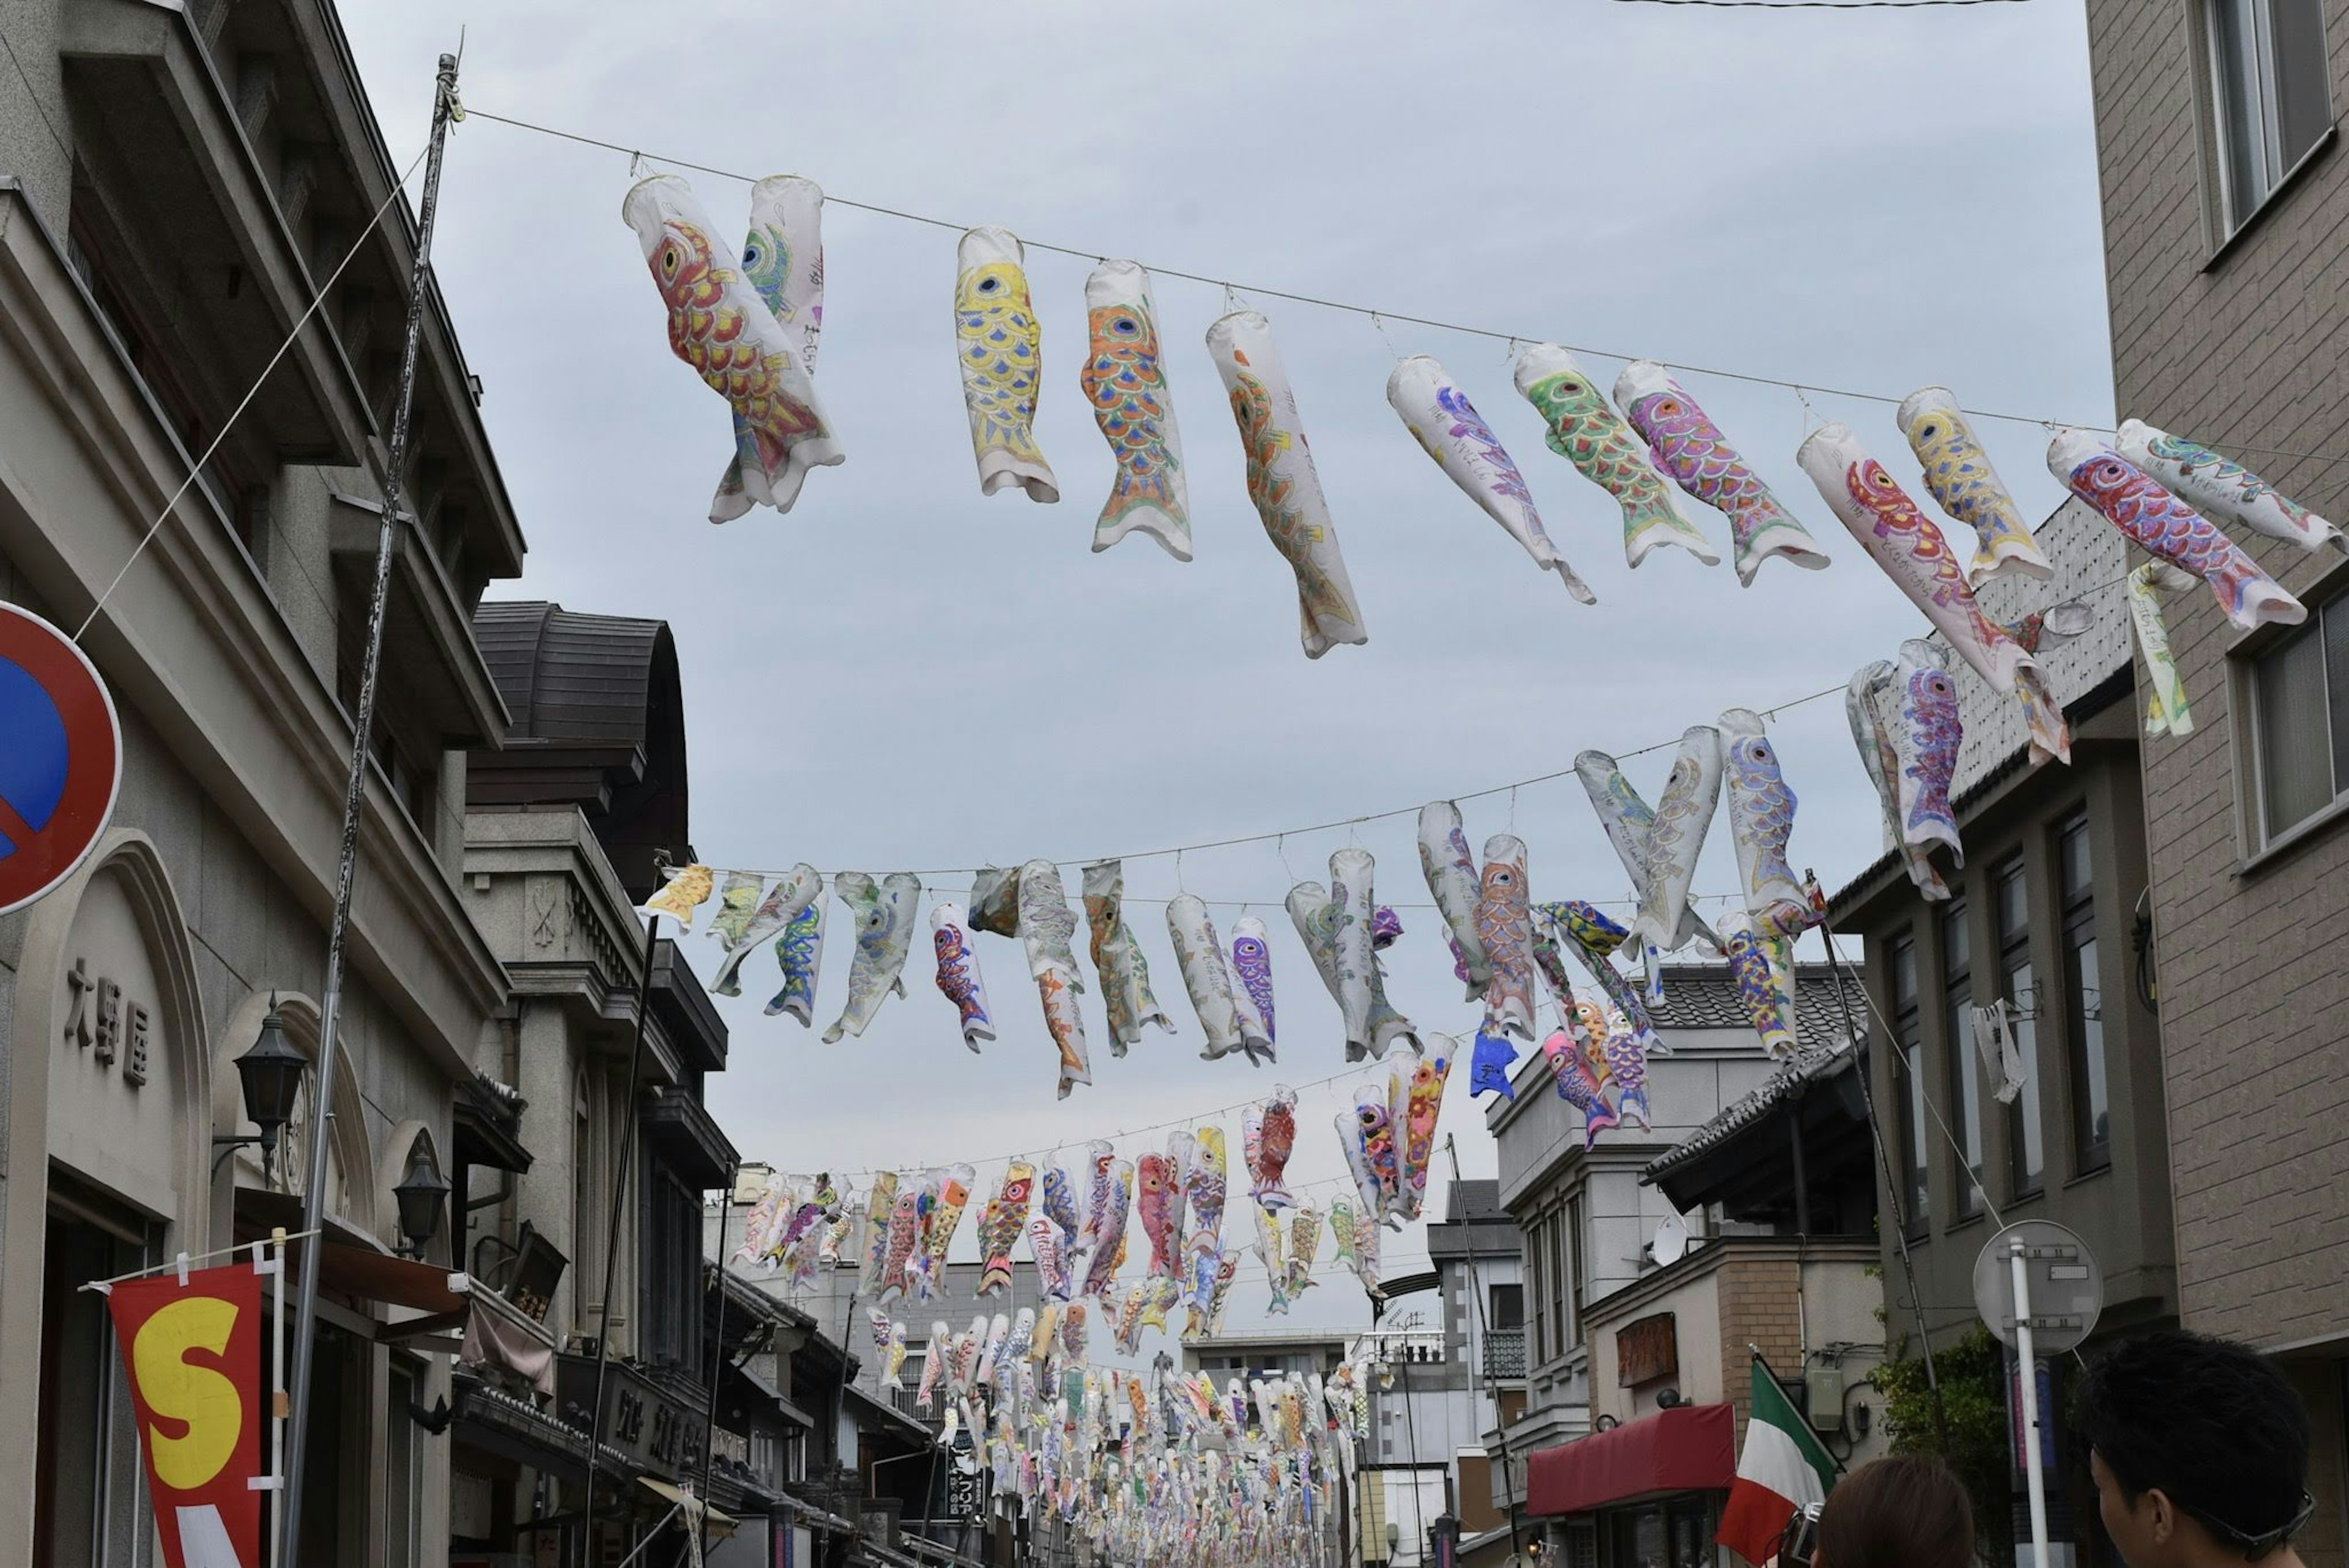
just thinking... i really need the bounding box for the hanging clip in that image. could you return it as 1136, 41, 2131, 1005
176, 1251, 191, 1287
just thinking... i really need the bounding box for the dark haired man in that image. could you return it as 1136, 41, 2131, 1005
2079, 1330, 2316, 1568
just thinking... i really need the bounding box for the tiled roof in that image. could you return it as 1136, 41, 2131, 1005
1641, 1036, 1859, 1183
1645, 963, 1846, 1053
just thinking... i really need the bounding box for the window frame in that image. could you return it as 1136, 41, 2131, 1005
1994, 855, 2046, 1198
2203, 0, 2337, 240
1888, 933, 1930, 1236
2242, 586, 2349, 857
2058, 814, 2112, 1175
1942, 899, 1984, 1222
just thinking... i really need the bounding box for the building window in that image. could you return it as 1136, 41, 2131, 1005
1489, 1283, 1524, 1332
1565, 1194, 1586, 1348
386, 1360, 423, 1567
1529, 1222, 1550, 1364
642, 1163, 703, 1372
1996, 858, 2046, 1197
1890, 935, 1929, 1232
1943, 902, 1983, 1220
2059, 816, 2112, 1172
2246, 590, 2349, 847
2207, 0, 2334, 230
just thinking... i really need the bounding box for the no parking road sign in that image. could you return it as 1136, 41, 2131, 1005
0, 603, 121, 917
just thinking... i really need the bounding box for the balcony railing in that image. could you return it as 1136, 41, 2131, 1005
1482, 1329, 1526, 1380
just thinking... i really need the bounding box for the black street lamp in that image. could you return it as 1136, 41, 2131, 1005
392, 1139, 450, 1259
213, 998, 308, 1181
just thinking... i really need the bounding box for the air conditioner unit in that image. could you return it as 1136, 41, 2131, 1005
1805, 1367, 1845, 1435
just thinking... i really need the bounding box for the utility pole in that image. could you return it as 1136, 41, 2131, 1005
279, 50, 460, 1566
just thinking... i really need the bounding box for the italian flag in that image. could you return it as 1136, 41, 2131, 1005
1716, 1358, 1840, 1566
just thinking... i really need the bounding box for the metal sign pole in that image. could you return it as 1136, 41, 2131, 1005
2009, 1239, 2052, 1568
279, 50, 459, 1567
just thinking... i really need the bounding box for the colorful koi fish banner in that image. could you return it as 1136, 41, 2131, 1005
735, 1080, 1424, 1349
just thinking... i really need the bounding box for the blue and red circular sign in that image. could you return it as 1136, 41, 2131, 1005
0, 603, 121, 917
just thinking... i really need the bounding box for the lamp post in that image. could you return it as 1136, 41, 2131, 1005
392, 1139, 450, 1259
212, 998, 307, 1181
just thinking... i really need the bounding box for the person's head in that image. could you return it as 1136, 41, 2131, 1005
2080, 1331, 2312, 1567
1813, 1454, 1973, 1568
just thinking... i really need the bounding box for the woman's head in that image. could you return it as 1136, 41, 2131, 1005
1815, 1455, 1974, 1568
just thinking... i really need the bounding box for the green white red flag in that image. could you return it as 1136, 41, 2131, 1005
1716, 1356, 1839, 1565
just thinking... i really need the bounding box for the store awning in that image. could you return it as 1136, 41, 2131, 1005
1526, 1403, 1736, 1517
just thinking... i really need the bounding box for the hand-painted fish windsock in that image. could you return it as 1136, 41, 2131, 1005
1335, 1109, 1382, 1227
2127, 562, 2197, 736
1083, 1160, 1135, 1302
1722, 909, 1800, 1058
1616, 360, 1830, 585
1417, 801, 1490, 998
1847, 661, 1951, 901
1515, 343, 1717, 568
918, 1163, 977, 1303
1798, 422, 2071, 767
2115, 418, 2345, 555
1388, 354, 1597, 602
1288, 880, 1419, 1064
1254, 1205, 1291, 1315
1573, 754, 1723, 972
645, 863, 715, 927
822, 872, 922, 1041
1398, 1037, 1453, 1219
1246, 1085, 1300, 1210
916, 1320, 951, 1411
1286, 1207, 1324, 1302
1542, 1030, 1619, 1151
623, 176, 839, 518
1082, 260, 1189, 559
1206, 310, 1370, 658
1627, 727, 1722, 1003
1602, 1030, 1652, 1131
1474, 836, 1536, 1039
1896, 387, 2054, 585
1229, 916, 1277, 1058
766, 893, 827, 1022
880, 1182, 922, 1302
1353, 1084, 1402, 1223
1074, 1140, 1116, 1258
1082, 860, 1174, 1057
1028, 1214, 1074, 1304
1891, 639, 1963, 862
709, 174, 838, 521
2047, 429, 2307, 631
1137, 1153, 1178, 1279
857, 1172, 899, 1295
1545, 904, 1668, 1064
1041, 1157, 1083, 1250
954, 226, 1057, 502
1469, 1025, 1520, 1100
931, 901, 998, 1050
974, 861, 1094, 1096
1168, 894, 1246, 1062
1187, 1126, 1228, 1246
710, 866, 820, 997
1717, 710, 1819, 943
977, 1162, 1036, 1298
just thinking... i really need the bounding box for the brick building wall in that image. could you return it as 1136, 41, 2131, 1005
2082, 0, 2349, 1347
1714, 1254, 1805, 1444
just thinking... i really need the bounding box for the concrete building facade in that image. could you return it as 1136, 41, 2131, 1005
0, 0, 522, 1559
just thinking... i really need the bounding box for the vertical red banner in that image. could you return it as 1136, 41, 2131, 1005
106, 1264, 264, 1568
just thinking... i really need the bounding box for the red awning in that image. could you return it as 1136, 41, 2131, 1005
1526, 1404, 1737, 1517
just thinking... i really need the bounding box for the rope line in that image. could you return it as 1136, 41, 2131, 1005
461, 103, 2349, 472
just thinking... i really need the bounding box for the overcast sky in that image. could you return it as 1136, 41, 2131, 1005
345, 1, 2114, 1331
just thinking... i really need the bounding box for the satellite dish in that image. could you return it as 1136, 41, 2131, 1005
1650, 1213, 1690, 1267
